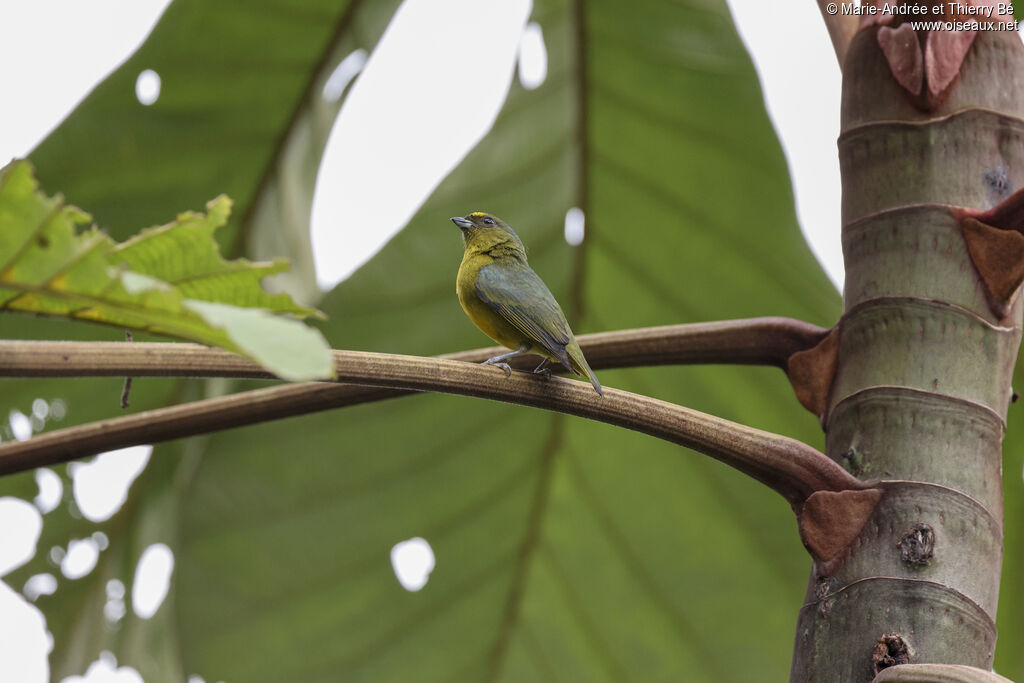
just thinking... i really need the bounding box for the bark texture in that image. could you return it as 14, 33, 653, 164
791, 18, 1024, 682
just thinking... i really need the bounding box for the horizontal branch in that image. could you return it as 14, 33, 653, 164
0, 319, 832, 466
872, 663, 1013, 682
0, 317, 828, 378
0, 348, 860, 506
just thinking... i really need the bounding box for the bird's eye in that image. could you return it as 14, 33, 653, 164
483, 217, 495, 225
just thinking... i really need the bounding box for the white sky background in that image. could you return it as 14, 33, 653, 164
0, 0, 886, 680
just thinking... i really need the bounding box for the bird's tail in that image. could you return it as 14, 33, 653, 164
566, 340, 603, 397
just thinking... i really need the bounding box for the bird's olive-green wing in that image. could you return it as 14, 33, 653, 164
474, 261, 574, 368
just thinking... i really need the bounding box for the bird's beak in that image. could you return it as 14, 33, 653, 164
451, 216, 473, 229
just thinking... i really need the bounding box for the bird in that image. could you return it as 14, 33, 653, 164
450, 212, 603, 397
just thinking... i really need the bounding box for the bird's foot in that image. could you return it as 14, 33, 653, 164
532, 358, 551, 376
482, 357, 514, 377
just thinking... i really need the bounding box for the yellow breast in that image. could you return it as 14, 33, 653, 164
456, 252, 530, 351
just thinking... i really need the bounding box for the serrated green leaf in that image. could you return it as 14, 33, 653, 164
0, 160, 332, 381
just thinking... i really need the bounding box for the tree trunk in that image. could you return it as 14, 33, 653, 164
791, 14, 1024, 682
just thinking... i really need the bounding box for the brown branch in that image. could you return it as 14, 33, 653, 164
872, 663, 1013, 682
0, 317, 832, 430
0, 347, 860, 506
0, 317, 827, 378
816, 0, 860, 67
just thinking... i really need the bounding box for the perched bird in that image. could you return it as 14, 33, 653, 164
451, 212, 603, 396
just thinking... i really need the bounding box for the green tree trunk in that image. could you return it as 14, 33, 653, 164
791, 20, 1024, 681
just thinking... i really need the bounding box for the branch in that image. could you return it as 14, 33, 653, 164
872, 663, 1013, 683
816, 0, 859, 67
0, 347, 861, 507
0, 317, 835, 421
0, 317, 827, 378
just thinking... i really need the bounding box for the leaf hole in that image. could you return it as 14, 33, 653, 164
390, 537, 435, 592
71, 445, 151, 522
61, 537, 100, 579
564, 207, 585, 246
518, 22, 547, 89
23, 573, 57, 601
135, 69, 161, 106
132, 543, 174, 619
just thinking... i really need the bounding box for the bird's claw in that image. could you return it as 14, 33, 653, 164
482, 357, 514, 376
532, 366, 552, 377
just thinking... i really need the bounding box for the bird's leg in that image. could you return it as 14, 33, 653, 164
482, 345, 532, 377
532, 358, 552, 376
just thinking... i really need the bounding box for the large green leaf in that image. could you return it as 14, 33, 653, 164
147, 0, 837, 680
201, 3, 837, 679
14, 1, 1023, 682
